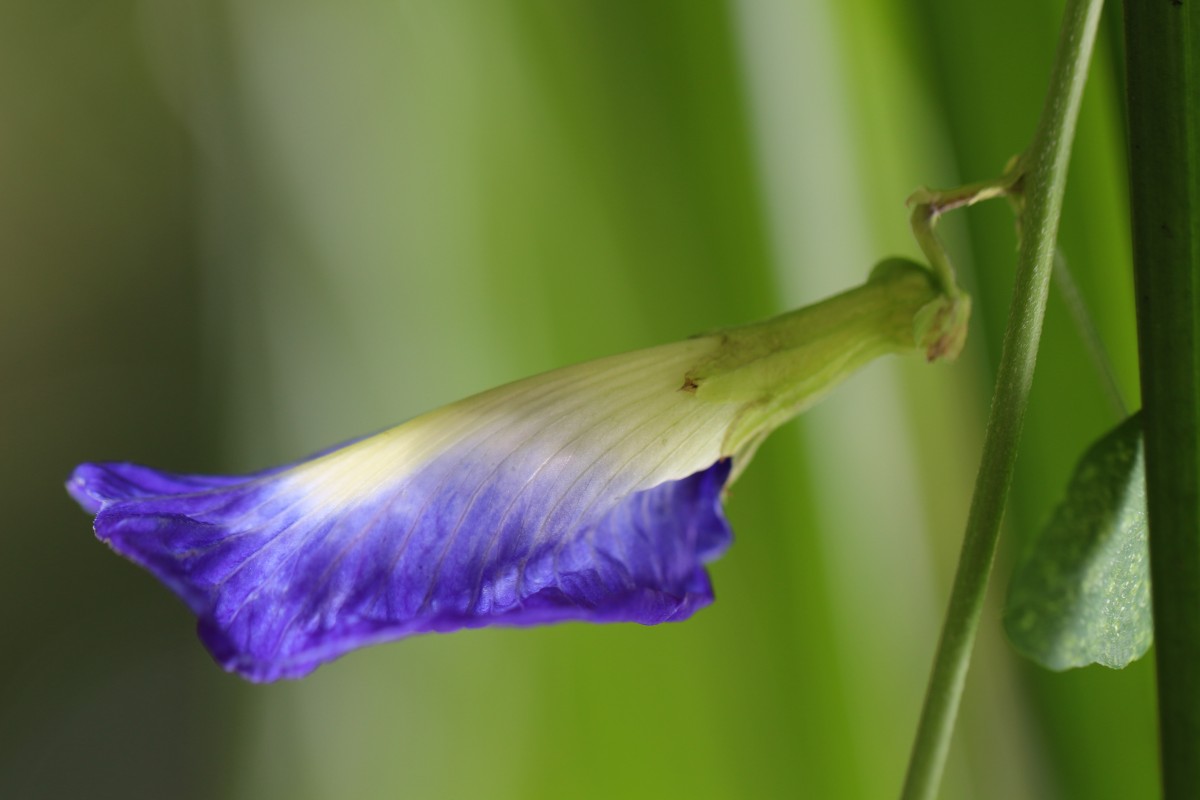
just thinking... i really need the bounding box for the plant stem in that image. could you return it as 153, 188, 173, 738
1124, 0, 1200, 796
900, 0, 1104, 797
908, 168, 1022, 297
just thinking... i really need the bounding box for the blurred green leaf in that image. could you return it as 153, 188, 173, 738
1005, 412, 1150, 670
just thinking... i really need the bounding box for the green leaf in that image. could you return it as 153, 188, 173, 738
1004, 413, 1150, 670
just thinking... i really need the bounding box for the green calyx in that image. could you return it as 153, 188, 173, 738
682, 257, 968, 464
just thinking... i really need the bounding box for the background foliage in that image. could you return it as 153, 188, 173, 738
1, 1, 1154, 797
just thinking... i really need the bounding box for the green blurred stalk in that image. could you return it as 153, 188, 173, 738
900, 0, 1105, 797
1124, 0, 1200, 796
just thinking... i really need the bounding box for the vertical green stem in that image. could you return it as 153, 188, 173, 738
1124, 1, 1200, 796
900, 0, 1104, 797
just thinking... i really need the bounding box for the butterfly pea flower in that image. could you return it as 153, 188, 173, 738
68, 258, 967, 682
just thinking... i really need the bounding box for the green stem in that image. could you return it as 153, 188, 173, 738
1124, 0, 1200, 796
908, 167, 1022, 297
900, 0, 1104, 797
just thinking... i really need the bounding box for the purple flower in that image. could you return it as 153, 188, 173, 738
68, 258, 965, 682
69, 338, 740, 682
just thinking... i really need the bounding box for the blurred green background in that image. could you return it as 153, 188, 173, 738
1, 1, 1154, 798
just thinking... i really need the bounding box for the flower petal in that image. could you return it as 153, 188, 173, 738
71, 338, 739, 681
